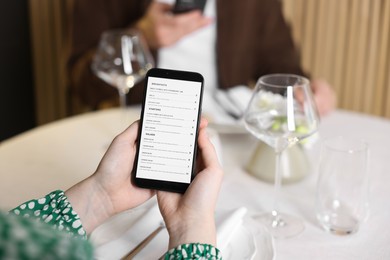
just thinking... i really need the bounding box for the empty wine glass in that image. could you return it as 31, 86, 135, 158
244, 74, 320, 238
92, 29, 154, 128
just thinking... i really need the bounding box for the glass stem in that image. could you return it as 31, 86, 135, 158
118, 89, 127, 109
271, 151, 282, 226
118, 89, 128, 130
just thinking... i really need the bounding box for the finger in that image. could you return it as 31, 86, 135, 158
199, 117, 208, 129
118, 120, 140, 143
197, 128, 220, 168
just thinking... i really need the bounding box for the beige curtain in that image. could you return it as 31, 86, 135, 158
282, 0, 390, 117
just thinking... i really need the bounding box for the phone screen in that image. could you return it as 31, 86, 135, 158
134, 68, 203, 192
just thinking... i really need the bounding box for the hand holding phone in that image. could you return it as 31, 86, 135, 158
133, 68, 204, 193
156, 123, 224, 248
173, 0, 207, 14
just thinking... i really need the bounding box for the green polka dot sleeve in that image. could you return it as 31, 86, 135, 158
9, 190, 87, 239
6, 190, 221, 260
1, 190, 93, 259
164, 243, 222, 260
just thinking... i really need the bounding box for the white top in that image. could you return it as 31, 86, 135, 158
157, 0, 219, 115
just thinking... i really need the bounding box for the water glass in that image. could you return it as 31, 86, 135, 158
316, 136, 369, 235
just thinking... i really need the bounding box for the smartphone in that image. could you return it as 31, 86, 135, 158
133, 68, 204, 193
173, 0, 207, 14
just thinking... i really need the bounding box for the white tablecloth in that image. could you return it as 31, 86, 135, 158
1, 108, 389, 259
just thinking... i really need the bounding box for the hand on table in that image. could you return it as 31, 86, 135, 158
136, 2, 213, 49
311, 79, 337, 117
157, 119, 224, 249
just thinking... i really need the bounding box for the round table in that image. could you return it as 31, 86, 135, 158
1, 108, 389, 259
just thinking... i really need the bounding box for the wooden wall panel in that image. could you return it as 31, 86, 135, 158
282, 0, 390, 118
331, 0, 349, 100
301, 0, 317, 73
363, 0, 380, 114
378, 0, 390, 117
29, 0, 70, 125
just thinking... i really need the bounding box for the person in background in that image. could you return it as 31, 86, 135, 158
0, 119, 224, 259
68, 0, 336, 116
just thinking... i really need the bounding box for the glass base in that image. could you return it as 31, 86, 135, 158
317, 213, 359, 235
253, 211, 305, 238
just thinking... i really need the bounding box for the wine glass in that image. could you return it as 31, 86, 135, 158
244, 74, 320, 238
92, 29, 154, 127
